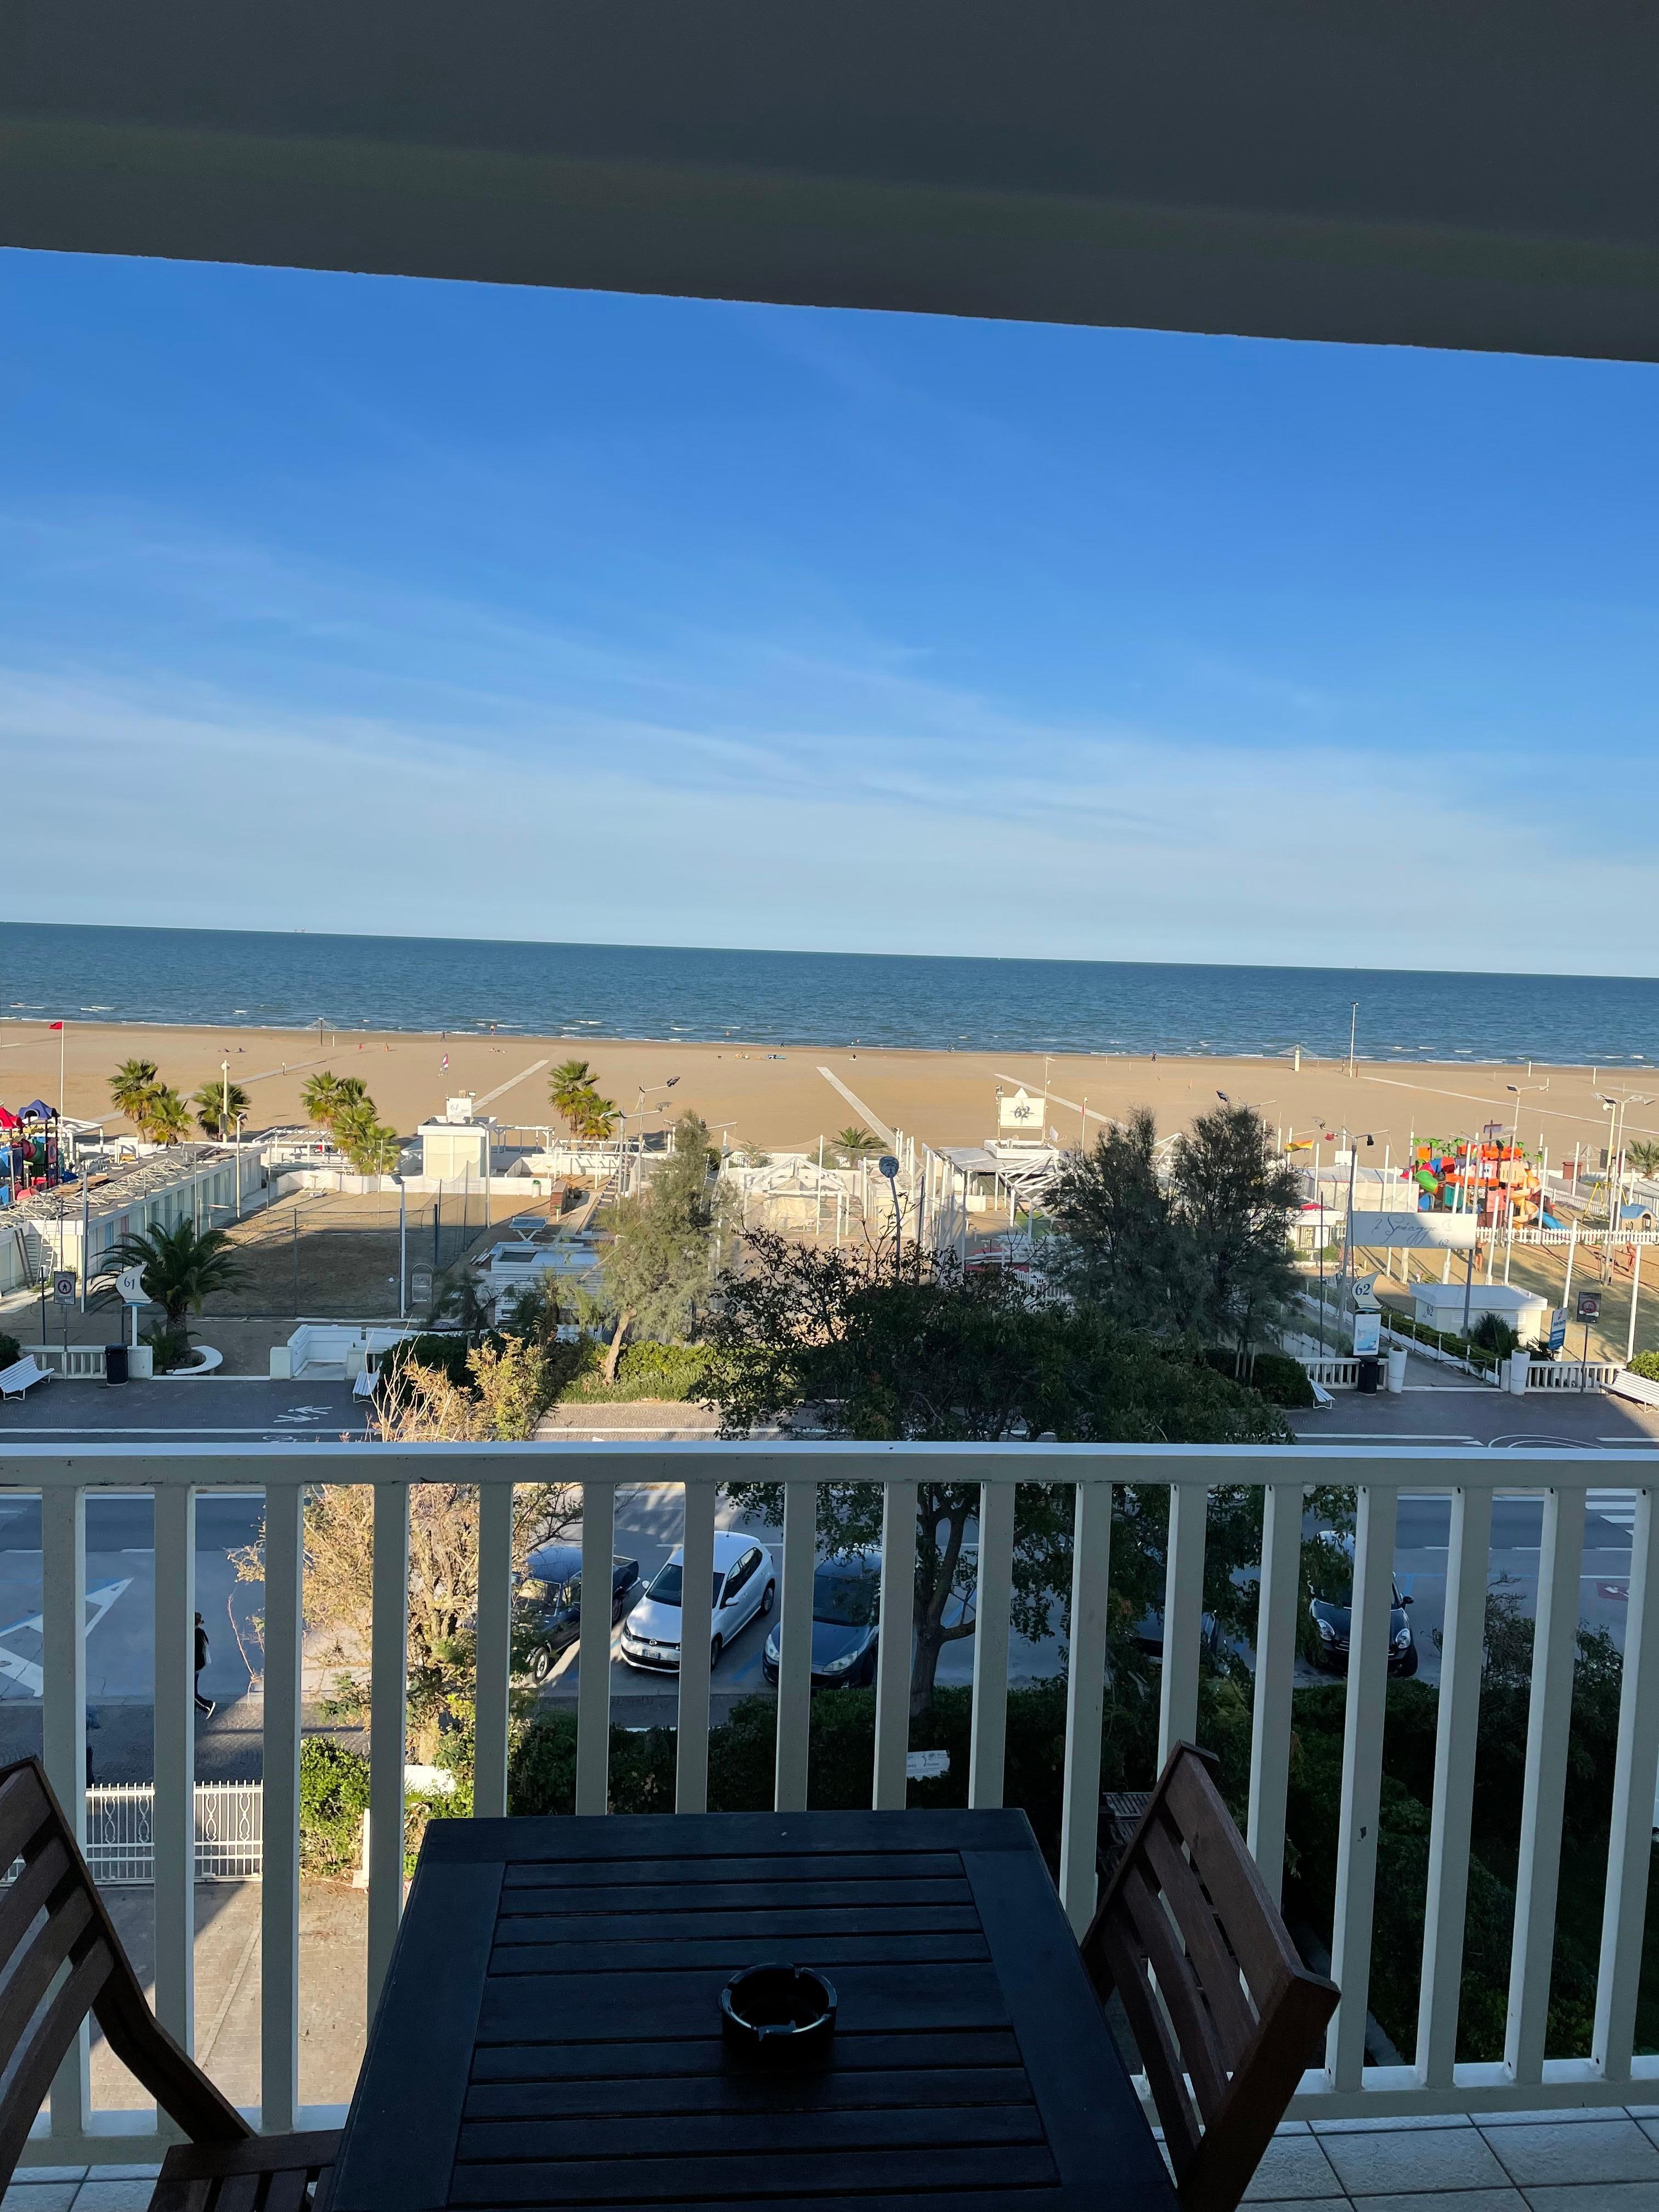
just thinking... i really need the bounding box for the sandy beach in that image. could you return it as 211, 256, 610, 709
3, 1019, 1655, 1161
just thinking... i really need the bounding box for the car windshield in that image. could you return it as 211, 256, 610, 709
1309, 1554, 1353, 1607
813, 1566, 878, 1627
645, 1561, 726, 1610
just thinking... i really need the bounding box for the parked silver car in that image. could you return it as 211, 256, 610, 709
619, 1530, 776, 1673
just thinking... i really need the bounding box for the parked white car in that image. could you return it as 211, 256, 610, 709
619, 1530, 776, 1673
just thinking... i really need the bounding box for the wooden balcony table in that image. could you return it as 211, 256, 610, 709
328, 1807, 1177, 2212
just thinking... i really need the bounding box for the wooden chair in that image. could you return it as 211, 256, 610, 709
1080, 1742, 1338, 2212
0, 1758, 339, 2210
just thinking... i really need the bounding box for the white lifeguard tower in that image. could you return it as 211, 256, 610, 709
418, 1094, 496, 1182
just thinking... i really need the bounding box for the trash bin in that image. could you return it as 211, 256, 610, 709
105, 1343, 128, 1387
1386, 1347, 1408, 1394
1357, 1355, 1381, 1395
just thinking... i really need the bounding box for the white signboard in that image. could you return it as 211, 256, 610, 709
905, 1749, 950, 1780
1352, 1312, 1383, 1357
116, 1266, 147, 1304
53, 1271, 77, 1305
1347, 1211, 1479, 1250
997, 1088, 1045, 1134
409, 1271, 433, 1307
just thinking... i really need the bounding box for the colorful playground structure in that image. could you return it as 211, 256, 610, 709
1408, 1135, 1566, 1230
0, 1099, 63, 1209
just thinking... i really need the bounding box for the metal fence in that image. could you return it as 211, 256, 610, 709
7, 1784, 262, 1884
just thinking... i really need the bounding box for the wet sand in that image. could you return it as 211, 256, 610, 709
3, 1020, 1655, 1160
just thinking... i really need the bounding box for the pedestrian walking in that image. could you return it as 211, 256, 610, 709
194, 1611, 215, 1719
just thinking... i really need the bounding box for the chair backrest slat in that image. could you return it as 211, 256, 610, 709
0, 1759, 251, 2193
1081, 1742, 1339, 2212
1138, 1814, 1259, 2058
1091, 1911, 1202, 2166
1115, 1859, 1231, 2124
0, 1937, 114, 2184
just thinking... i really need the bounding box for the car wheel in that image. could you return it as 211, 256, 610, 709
710, 1634, 724, 1670
860, 1650, 877, 1688
759, 1580, 776, 1617
1397, 1644, 1419, 1678
528, 1646, 552, 1685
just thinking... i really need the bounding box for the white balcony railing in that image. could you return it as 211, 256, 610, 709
10, 1442, 1659, 2165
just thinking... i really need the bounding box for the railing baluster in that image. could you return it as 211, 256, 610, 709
1504, 1484, 1585, 2083
366, 1480, 409, 2012
1059, 1480, 1113, 1936
1417, 1484, 1493, 2087
474, 1480, 514, 1820
774, 1480, 816, 1813
968, 1479, 1015, 1809
42, 1484, 88, 2143
577, 1480, 617, 1815
1594, 1483, 1659, 2079
154, 1482, 196, 2056
1158, 1480, 1207, 1765
1247, 1479, 1304, 1902
1327, 1482, 1399, 2091
676, 1479, 718, 1812
872, 1481, 916, 1810
260, 1481, 304, 2134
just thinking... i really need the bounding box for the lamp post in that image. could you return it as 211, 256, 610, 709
1348, 1002, 1358, 1080
878, 1153, 902, 1276
1504, 1079, 1548, 1283
233, 1112, 247, 1218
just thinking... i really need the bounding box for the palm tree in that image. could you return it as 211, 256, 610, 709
101, 1218, 245, 1330
332, 1077, 370, 1116
191, 1080, 250, 1138
573, 1092, 619, 1142
1629, 1139, 1659, 1180
301, 1071, 343, 1128
140, 1086, 193, 1146
549, 1059, 596, 1133
834, 1125, 881, 1163
109, 1059, 159, 1123
334, 1101, 402, 1176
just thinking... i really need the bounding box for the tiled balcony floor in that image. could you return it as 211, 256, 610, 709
13, 2108, 1659, 2212
1247, 2105, 1659, 2212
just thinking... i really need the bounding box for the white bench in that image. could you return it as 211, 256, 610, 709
352, 1369, 379, 1400
0, 1357, 52, 1401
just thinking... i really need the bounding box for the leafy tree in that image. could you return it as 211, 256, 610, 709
597, 1113, 735, 1381
704, 1230, 1292, 1712
834, 1126, 881, 1163
1048, 1102, 1300, 1358
191, 1079, 250, 1138
109, 1059, 159, 1124
139, 1085, 193, 1146
1628, 1138, 1659, 1178
101, 1218, 245, 1330
549, 1060, 597, 1132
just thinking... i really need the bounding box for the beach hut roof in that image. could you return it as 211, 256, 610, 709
20, 1100, 57, 1121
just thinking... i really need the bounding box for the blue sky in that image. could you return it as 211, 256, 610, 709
3, 248, 1656, 972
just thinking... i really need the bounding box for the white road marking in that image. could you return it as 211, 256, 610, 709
0, 1578, 131, 1695
815, 1068, 893, 1144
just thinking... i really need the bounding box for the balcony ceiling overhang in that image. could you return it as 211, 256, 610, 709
4, 0, 1658, 359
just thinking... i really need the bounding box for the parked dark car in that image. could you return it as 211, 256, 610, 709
1307, 1534, 1417, 1677
762, 1551, 882, 1689
517, 1544, 640, 1684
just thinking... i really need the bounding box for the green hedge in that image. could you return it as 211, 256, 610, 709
0, 1332, 20, 1371
1204, 1347, 1315, 1408
1631, 1351, 1659, 1382
563, 1341, 713, 1403
298, 1737, 370, 1877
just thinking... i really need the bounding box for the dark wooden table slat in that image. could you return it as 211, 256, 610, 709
462, 2062, 1036, 2123
448, 2141, 1060, 2207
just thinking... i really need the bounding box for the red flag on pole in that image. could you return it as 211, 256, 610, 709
48, 1022, 63, 1031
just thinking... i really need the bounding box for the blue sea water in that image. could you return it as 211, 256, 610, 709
0, 922, 1655, 1065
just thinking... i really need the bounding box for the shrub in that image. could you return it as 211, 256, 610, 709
142, 1321, 194, 1373
1470, 1312, 1520, 1357
1630, 1351, 1659, 1382
564, 1340, 712, 1402
0, 1332, 21, 1370
297, 1736, 370, 1877
382, 1332, 490, 1393
1204, 1347, 1315, 1408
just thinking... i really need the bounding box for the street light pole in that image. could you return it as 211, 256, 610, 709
1348, 1002, 1358, 1080
878, 1154, 902, 1277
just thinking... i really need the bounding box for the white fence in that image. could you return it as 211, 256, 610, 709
1527, 1361, 1622, 1392
18, 1345, 108, 1380
13, 1440, 1659, 2162
1297, 1355, 1360, 1389
84, 1783, 262, 1881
